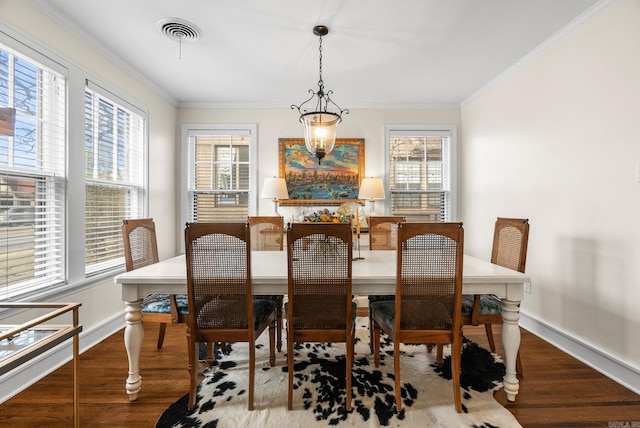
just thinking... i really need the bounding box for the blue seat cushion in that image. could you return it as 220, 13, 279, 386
254, 294, 284, 308
370, 299, 452, 330
461, 294, 502, 317
252, 299, 279, 329
142, 294, 189, 315
367, 295, 394, 304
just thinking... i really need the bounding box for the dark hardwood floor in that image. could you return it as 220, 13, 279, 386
1, 320, 639, 427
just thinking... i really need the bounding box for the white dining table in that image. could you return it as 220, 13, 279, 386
114, 250, 529, 402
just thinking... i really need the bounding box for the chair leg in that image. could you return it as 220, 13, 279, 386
206, 343, 214, 367
394, 341, 402, 411
276, 307, 283, 352
485, 324, 497, 353
157, 322, 167, 349
373, 320, 381, 367
436, 344, 444, 368
287, 328, 294, 410
269, 321, 276, 367
346, 329, 354, 411
248, 338, 255, 410
369, 308, 374, 353
451, 334, 463, 413
188, 338, 198, 410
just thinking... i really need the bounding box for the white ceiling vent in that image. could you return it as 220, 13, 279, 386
157, 18, 202, 43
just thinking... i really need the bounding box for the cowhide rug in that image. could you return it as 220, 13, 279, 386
156, 317, 522, 427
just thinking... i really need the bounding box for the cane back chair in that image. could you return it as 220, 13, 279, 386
464, 217, 529, 374
122, 218, 188, 349
184, 222, 277, 410
286, 222, 355, 411
370, 222, 464, 413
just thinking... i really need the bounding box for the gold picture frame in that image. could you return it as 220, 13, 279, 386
278, 138, 365, 206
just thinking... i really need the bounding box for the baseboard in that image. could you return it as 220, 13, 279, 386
519, 310, 640, 395
0, 313, 125, 403
3, 308, 638, 403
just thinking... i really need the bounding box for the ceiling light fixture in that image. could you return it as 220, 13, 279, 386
291, 25, 348, 164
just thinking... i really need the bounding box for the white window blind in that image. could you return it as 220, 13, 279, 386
84, 82, 145, 275
386, 127, 454, 222
0, 42, 66, 299
187, 129, 251, 222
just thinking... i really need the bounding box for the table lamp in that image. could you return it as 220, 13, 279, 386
358, 177, 384, 216
261, 177, 289, 216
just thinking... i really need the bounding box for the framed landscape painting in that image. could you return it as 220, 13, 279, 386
278, 138, 365, 205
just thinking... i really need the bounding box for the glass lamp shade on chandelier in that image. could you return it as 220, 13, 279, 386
291, 25, 348, 164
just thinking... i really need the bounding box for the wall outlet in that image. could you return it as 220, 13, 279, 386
524, 282, 531, 294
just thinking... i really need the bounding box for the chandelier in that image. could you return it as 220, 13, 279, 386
291, 25, 348, 164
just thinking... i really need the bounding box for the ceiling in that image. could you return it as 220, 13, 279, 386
32, 0, 603, 108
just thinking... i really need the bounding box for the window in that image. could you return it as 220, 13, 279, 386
84, 82, 145, 275
385, 125, 456, 222
185, 126, 256, 222
0, 42, 66, 299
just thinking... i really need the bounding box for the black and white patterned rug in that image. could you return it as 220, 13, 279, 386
156, 317, 521, 427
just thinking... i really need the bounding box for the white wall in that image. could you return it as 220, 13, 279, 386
461, 0, 640, 385
0, 1, 177, 343
177, 107, 461, 235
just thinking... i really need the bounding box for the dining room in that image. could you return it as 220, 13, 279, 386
1, 0, 640, 426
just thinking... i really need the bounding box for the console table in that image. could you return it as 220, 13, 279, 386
0, 302, 82, 428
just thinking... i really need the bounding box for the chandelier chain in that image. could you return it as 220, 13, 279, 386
317, 35, 324, 93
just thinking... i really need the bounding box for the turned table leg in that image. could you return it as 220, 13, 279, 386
501, 298, 521, 401
124, 299, 144, 401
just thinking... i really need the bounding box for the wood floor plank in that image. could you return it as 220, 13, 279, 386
0, 322, 639, 426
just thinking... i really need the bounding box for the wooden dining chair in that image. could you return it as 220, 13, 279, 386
248, 216, 285, 352
366, 215, 405, 351
464, 217, 529, 374
368, 216, 406, 250
184, 222, 277, 411
121, 218, 188, 349
370, 222, 464, 413
286, 222, 355, 411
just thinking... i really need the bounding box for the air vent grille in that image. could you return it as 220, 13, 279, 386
157, 18, 202, 42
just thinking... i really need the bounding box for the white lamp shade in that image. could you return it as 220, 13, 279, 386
358, 177, 385, 200
261, 177, 289, 200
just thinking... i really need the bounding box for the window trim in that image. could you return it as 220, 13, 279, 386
180, 123, 257, 252
384, 124, 457, 221
0, 24, 150, 302
83, 80, 149, 276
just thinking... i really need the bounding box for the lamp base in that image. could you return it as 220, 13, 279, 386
269, 199, 281, 217
367, 200, 379, 217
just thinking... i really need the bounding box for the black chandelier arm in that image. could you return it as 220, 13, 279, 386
291, 90, 348, 118
324, 91, 349, 117
290, 89, 319, 116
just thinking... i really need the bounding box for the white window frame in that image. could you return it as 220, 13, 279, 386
84, 80, 147, 276
0, 32, 67, 300
0, 25, 149, 302
384, 125, 457, 222
180, 123, 257, 251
